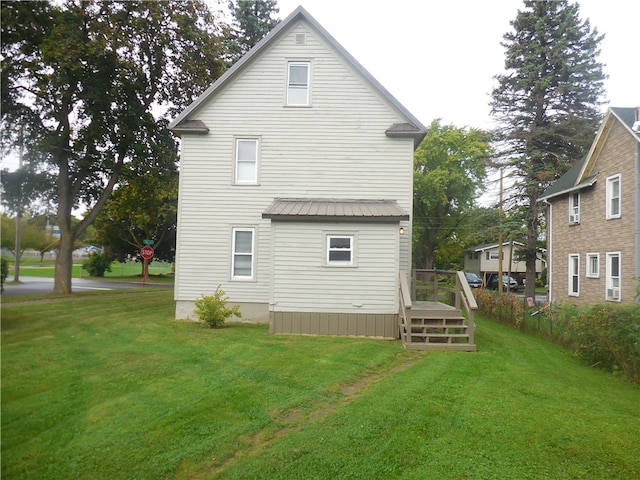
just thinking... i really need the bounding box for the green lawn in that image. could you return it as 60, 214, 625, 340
7, 257, 173, 281
2, 291, 639, 479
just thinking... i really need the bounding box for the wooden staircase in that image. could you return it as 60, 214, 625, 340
399, 270, 477, 352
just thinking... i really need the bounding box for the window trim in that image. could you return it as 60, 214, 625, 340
231, 227, 255, 280
568, 253, 579, 297
605, 251, 621, 302
606, 174, 621, 219
234, 138, 259, 185
586, 252, 599, 278
326, 234, 354, 266
569, 191, 580, 224
286, 61, 310, 106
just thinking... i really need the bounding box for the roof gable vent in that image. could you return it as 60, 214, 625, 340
294, 33, 306, 45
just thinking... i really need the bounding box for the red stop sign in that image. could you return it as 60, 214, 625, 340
140, 246, 154, 260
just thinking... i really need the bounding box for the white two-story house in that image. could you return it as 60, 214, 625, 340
169, 6, 426, 338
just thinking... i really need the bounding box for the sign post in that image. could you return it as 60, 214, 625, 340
140, 245, 154, 286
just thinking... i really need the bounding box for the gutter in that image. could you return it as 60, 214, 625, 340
543, 199, 552, 306
636, 138, 640, 296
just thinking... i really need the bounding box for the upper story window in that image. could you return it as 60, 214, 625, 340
327, 235, 353, 265
235, 138, 259, 184
606, 174, 621, 219
287, 61, 310, 106
487, 251, 502, 260
569, 192, 580, 224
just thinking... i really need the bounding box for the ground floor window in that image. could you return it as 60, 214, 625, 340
586, 252, 599, 278
232, 227, 254, 279
568, 254, 579, 296
327, 235, 353, 265
605, 252, 621, 301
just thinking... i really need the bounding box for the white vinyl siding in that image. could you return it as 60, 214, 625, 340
287, 61, 310, 105
270, 222, 399, 314
605, 252, 621, 301
606, 174, 621, 219
232, 228, 255, 280
235, 138, 259, 184
586, 252, 599, 278
173, 23, 414, 306
569, 192, 580, 224
568, 254, 579, 296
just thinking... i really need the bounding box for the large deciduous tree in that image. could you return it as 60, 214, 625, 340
490, 0, 606, 298
413, 120, 492, 269
1, 1, 227, 293
91, 171, 179, 265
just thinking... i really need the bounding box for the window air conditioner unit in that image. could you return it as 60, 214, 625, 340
607, 288, 620, 300
569, 214, 579, 224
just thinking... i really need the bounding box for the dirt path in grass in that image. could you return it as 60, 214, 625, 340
197, 352, 422, 479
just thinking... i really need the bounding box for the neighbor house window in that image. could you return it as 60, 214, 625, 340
327, 235, 353, 265
287, 61, 309, 106
488, 251, 502, 260
606, 174, 621, 219
232, 228, 254, 279
235, 139, 258, 184
568, 254, 579, 296
569, 192, 580, 224
586, 252, 599, 278
605, 252, 621, 301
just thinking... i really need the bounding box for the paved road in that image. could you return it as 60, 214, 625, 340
2, 276, 172, 297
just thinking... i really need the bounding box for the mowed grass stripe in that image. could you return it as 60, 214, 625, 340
2, 291, 639, 479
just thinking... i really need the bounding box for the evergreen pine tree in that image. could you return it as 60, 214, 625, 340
490, 0, 606, 297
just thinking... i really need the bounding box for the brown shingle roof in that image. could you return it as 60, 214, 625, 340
262, 198, 409, 222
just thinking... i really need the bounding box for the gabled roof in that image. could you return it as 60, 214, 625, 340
262, 198, 409, 222
169, 6, 426, 145
539, 107, 640, 203
468, 241, 526, 253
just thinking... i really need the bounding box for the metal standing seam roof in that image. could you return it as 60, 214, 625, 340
262, 198, 410, 222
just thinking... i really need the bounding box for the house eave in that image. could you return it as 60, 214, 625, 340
538, 174, 598, 203
168, 6, 426, 139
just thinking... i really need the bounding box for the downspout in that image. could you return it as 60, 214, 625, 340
635, 137, 640, 300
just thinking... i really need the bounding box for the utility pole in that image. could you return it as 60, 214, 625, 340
13, 126, 24, 282
498, 167, 503, 295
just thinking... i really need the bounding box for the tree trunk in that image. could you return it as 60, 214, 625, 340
54, 233, 74, 294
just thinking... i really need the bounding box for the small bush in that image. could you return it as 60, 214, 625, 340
195, 286, 241, 328
1, 257, 8, 291
82, 253, 113, 277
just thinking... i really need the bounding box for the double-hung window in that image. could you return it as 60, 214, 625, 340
232, 228, 254, 279
605, 252, 621, 301
568, 254, 579, 296
586, 252, 599, 278
606, 174, 621, 219
287, 61, 310, 106
327, 235, 353, 265
569, 192, 580, 224
235, 139, 258, 184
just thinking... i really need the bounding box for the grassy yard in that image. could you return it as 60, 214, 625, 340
6, 256, 173, 281
2, 291, 639, 479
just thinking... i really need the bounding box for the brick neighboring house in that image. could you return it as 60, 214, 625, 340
539, 107, 640, 305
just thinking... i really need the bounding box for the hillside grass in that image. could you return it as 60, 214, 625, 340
2, 290, 639, 479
